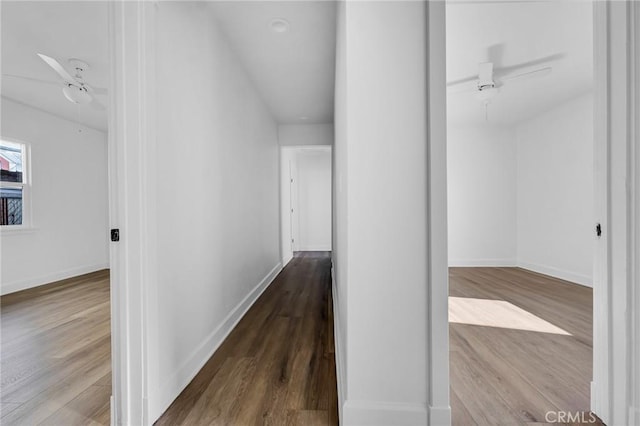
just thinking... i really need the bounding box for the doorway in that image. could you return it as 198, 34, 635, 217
281, 146, 333, 266
0, 1, 113, 424
445, 1, 596, 424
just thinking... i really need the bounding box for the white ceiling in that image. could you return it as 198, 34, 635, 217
1, 1, 109, 132
446, 1, 593, 126
208, 1, 336, 124
2, 1, 588, 131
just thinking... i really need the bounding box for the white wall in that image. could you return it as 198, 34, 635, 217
446, 93, 593, 286
294, 148, 331, 251
447, 125, 517, 266
278, 123, 333, 146
149, 3, 281, 420
333, 2, 429, 423
516, 93, 594, 286
0, 97, 109, 295
332, 1, 349, 419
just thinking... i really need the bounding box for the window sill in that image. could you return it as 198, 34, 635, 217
0, 226, 37, 236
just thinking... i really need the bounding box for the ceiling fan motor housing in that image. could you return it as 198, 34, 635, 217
475, 84, 499, 102
62, 84, 92, 104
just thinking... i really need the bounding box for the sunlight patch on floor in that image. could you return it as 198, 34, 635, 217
449, 296, 572, 335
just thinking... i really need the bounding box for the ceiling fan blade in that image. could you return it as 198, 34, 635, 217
500, 66, 552, 83
495, 53, 565, 77
478, 62, 494, 85
37, 53, 77, 85
2, 74, 59, 87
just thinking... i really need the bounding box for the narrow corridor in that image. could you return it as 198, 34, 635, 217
155, 252, 338, 425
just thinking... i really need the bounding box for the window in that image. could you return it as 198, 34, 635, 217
0, 140, 29, 227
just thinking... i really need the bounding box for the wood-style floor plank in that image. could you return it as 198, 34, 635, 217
0, 270, 111, 426
450, 267, 603, 426
8, 258, 602, 425
155, 251, 338, 425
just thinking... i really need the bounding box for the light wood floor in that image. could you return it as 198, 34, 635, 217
450, 267, 603, 426
155, 251, 339, 425
0, 270, 111, 426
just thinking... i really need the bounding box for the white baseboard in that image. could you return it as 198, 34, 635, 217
110, 395, 115, 426
282, 253, 293, 268
332, 269, 346, 424
148, 262, 283, 422
343, 400, 427, 425
517, 261, 592, 287
428, 405, 452, 426
0, 263, 109, 296
448, 258, 517, 267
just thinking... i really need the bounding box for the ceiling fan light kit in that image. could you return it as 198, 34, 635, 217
3, 53, 109, 111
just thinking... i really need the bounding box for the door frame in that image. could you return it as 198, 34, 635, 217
108, 1, 157, 424
280, 145, 333, 263
589, 1, 639, 423
426, 1, 640, 425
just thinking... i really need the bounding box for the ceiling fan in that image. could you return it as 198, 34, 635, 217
3, 53, 107, 111
447, 44, 565, 110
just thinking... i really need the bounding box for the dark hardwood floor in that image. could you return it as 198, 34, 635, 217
155, 251, 339, 425
0, 270, 111, 425
450, 267, 602, 426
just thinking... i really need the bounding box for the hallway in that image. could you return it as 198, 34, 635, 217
155, 252, 338, 425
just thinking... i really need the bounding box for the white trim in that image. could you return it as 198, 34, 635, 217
592, 1, 640, 424
428, 405, 452, 426
448, 258, 517, 267
285, 145, 333, 254
0, 225, 38, 235
108, 2, 157, 424
331, 268, 346, 425
425, 2, 451, 425
630, 0, 640, 422
110, 395, 115, 426
591, 0, 610, 422
148, 262, 282, 422
0, 138, 32, 228
342, 400, 427, 426
0, 263, 109, 296
517, 261, 592, 287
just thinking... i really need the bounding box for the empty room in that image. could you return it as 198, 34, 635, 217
446, 1, 599, 424
1, 1, 111, 424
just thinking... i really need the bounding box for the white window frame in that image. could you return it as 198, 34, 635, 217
0, 139, 32, 230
